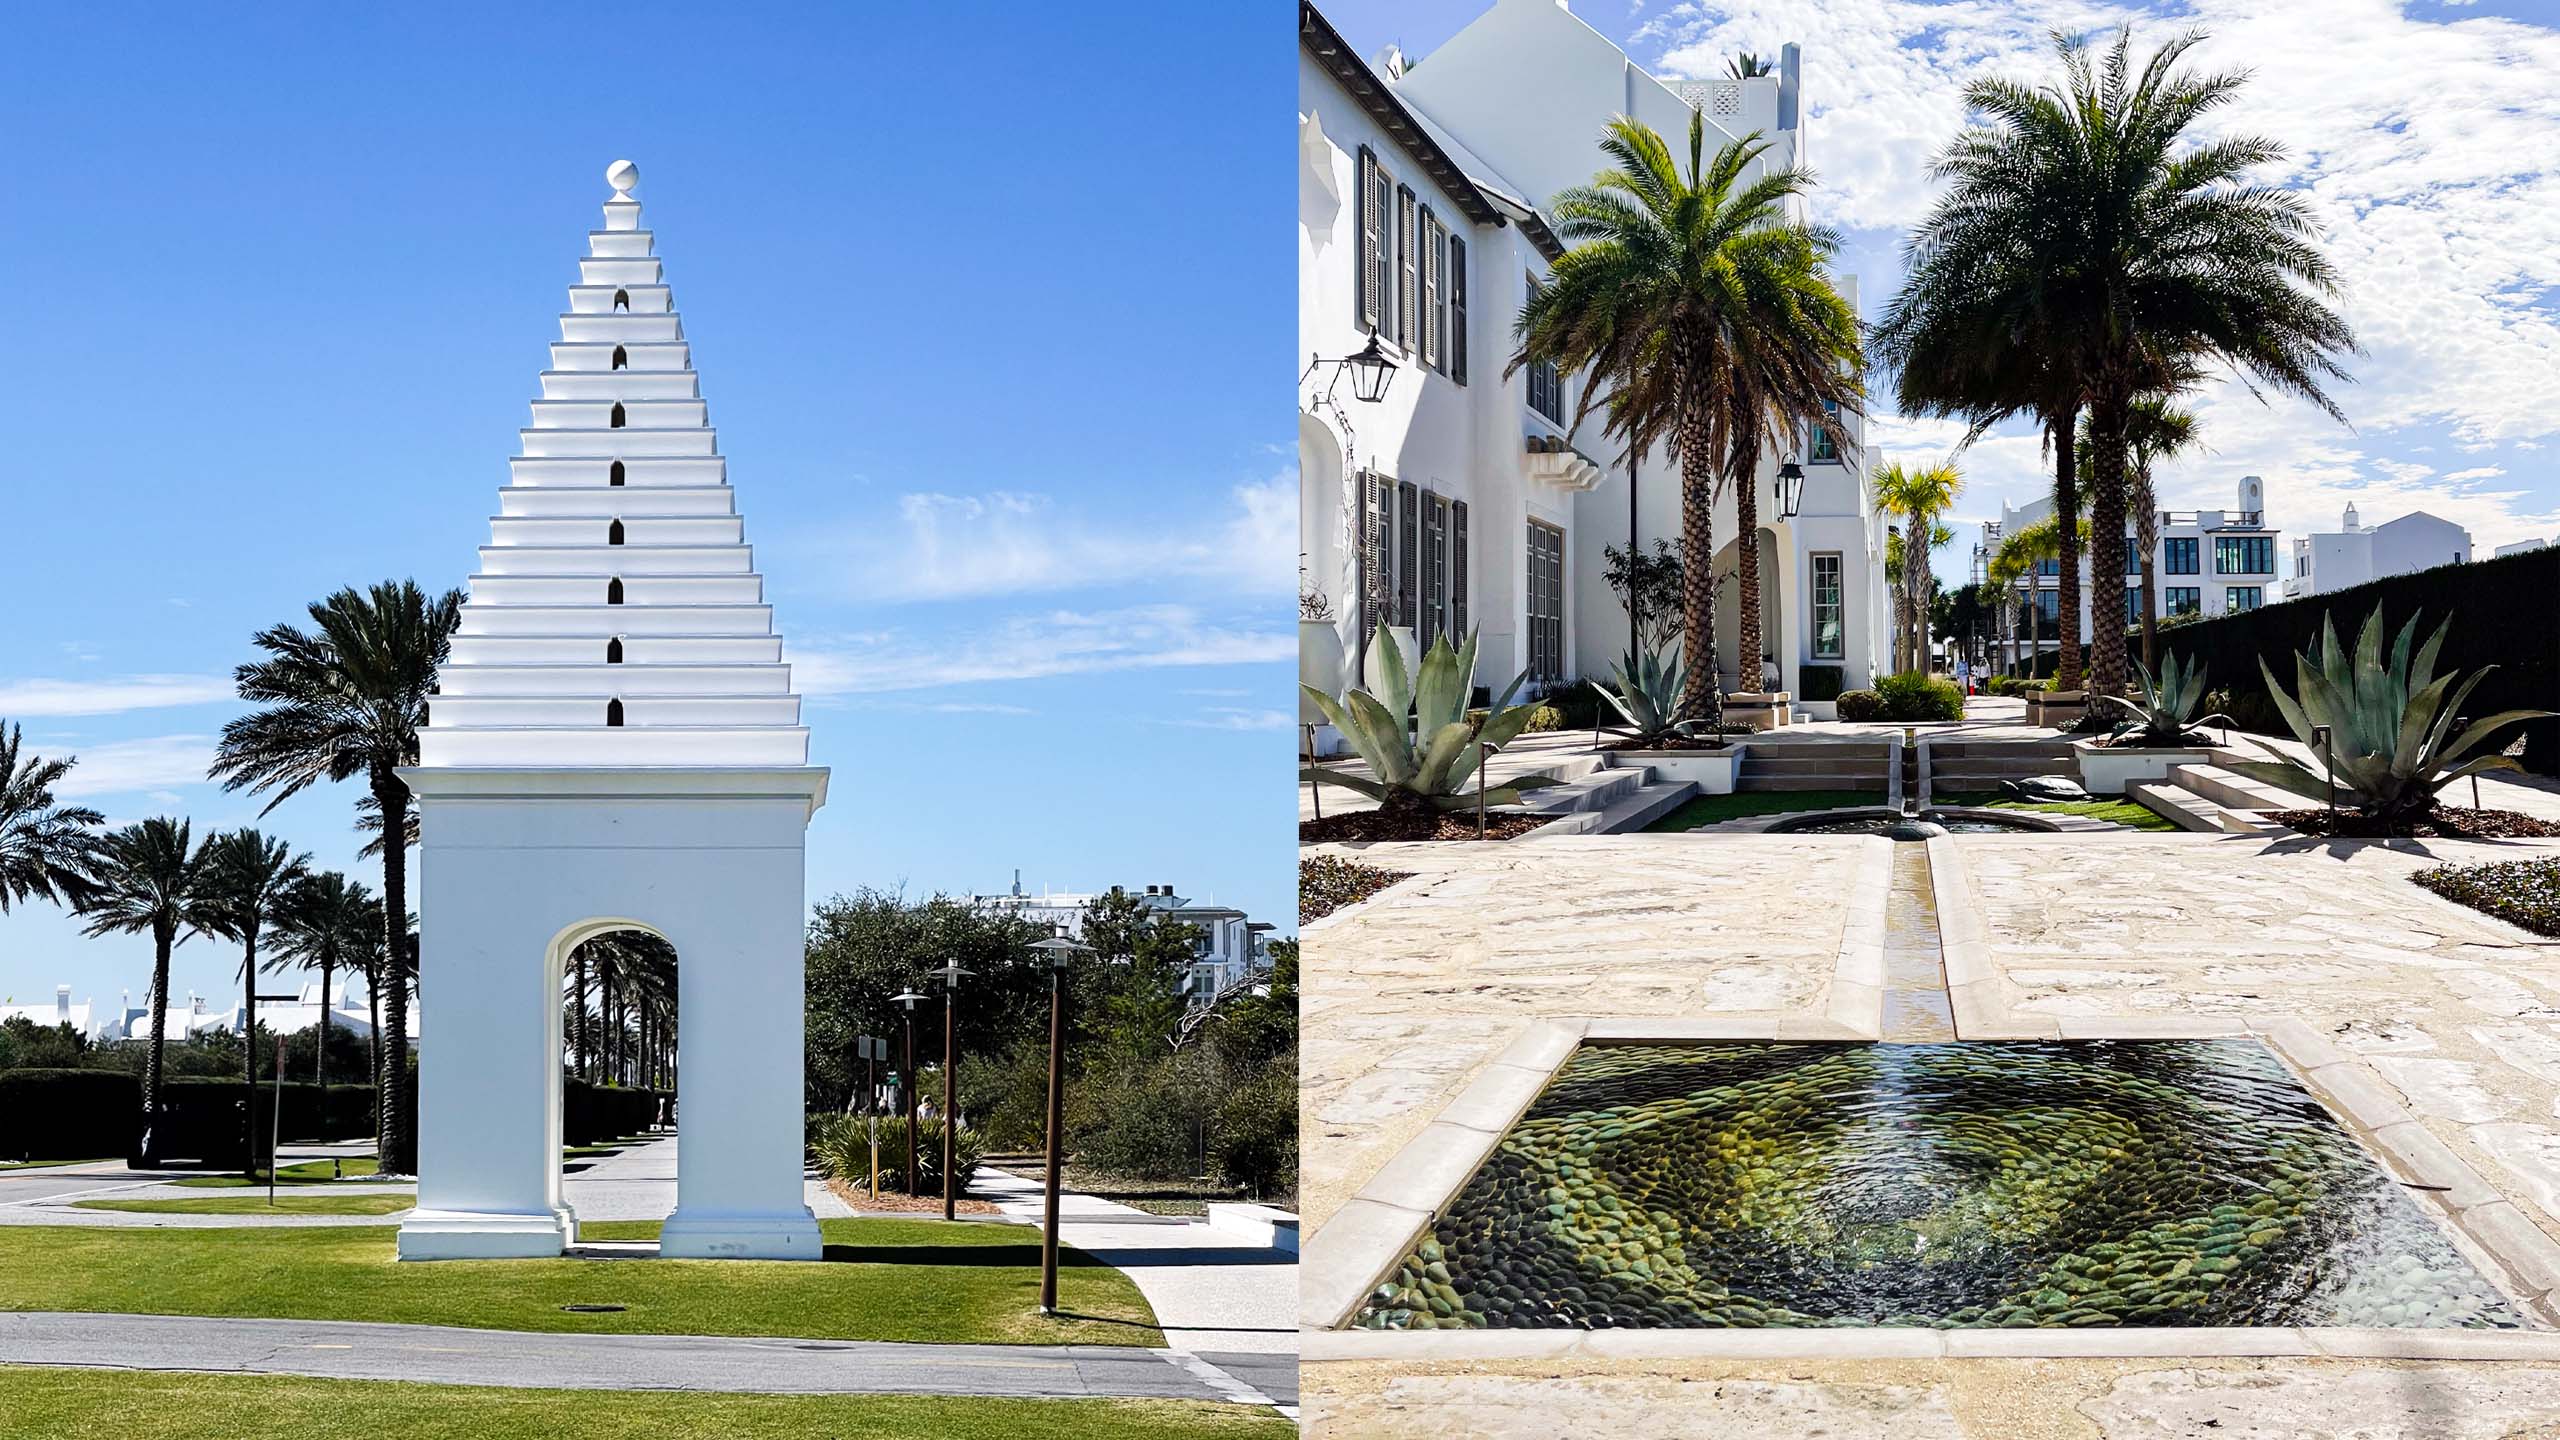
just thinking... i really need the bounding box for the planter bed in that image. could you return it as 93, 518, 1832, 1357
2413, 857, 2560, 937
1300, 855, 1415, 924
1299, 809, 1550, 844
2072, 738, 2216, 796
2269, 805, 2560, 839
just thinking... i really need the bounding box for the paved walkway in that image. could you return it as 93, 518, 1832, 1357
0, 1311, 1246, 1404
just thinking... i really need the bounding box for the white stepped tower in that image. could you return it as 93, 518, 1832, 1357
423, 159, 803, 766
398, 161, 826, 1263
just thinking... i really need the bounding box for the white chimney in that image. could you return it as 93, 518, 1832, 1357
55, 985, 70, 1022
2343, 502, 2361, 531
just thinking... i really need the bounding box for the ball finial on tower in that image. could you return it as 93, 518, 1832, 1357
606, 160, 639, 196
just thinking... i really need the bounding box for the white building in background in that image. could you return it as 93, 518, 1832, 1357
1297, 0, 1888, 719
2283, 504, 2474, 600
1987, 475, 2282, 666
0, 987, 109, 1044
124, 979, 410, 1045
971, 874, 1276, 1001
2493, 537, 2549, 558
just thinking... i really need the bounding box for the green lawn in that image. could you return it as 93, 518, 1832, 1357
0, 1217, 1159, 1348
1936, 792, 2181, 832
0, 1369, 1289, 1440
0, 1158, 100, 1172
75, 1192, 415, 1217
171, 1157, 379, 1189
1644, 789, 1882, 832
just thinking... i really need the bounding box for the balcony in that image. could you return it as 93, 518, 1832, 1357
2160, 510, 2265, 531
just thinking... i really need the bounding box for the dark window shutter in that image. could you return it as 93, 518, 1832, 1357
1397, 481, 1420, 628
1420, 209, 1441, 371
1363, 470, 1391, 637
1397, 188, 1418, 348
1452, 501, 1470, 637
1448, 235, 1469, 385
1422, 493, 1447, 642
1356, 148, 1384, 334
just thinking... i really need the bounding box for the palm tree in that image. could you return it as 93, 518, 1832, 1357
1984, 545, 2025, 678
270, 871, 379, 1135
2000, 514, 2089, 681
1921, 28, 2357, 700
1874, 463, 1964, 674
195, 829, 311, 1178
207, 579, 461, 1176
0, 723, 101, 913
1514, 112, 1861, 720
76, 817, 210, 1165
2080, 395, 2205, 673
573, 931, 677, 1090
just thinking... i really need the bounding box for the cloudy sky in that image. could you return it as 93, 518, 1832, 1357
1335, 0, 2560, 574
0, 4, 1293, 1006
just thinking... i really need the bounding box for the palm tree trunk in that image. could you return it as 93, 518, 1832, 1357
574, 953, 590, 1081
2050, 410, 2083, 694
2028, 574, 2042, 678
374, 773, 414, 1175
2135, 471, 2161, 673
140, 922, 173, 1167
2085, 394, 2131, 699
1733, 431, 1763, 692
317, 953, 332, 1137
240, 929, 260, 1181
1675, 411, 1720, 723
364, 961, 380, 1142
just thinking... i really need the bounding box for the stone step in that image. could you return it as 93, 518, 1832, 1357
1930, 757, 2072, 780
2166, 762, 2302, 813
1742, 752, 1891, 775
1928, 740, 2077, 759
2128, 780, 2228, 833
1525, 765, 1648, 816
1591, 778, 1700, 834
1739, 775, 1894, 793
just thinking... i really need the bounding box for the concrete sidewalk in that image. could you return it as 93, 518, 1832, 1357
0, 1310, 1255, 1404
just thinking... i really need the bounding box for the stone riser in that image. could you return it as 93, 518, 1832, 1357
437, 662, 792, 697
448, 634, 781, 665
455, 603, 773, 638
467, 574, 764, 606
475, 544, 754, 577
430, 694, 801, 728
489, 515, 743, 544
519, 427, 718, 459
530, 399, 707, 428
549, 341, 689, 372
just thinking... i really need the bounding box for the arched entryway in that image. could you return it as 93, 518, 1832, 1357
1710, 528, 1782, 691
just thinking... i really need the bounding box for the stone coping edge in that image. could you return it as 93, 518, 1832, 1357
1300, 1325, 2560, 1364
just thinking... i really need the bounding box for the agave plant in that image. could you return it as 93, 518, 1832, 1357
1300, 626, 1549, 819
2093, 653, 2230, 747
2225, 604, 2552, 825
1599, 645, 1684, 743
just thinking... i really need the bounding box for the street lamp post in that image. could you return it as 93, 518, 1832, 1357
1029, 933, 1092, 1314
930, 962, 972, 1221
892, 989, 925, 1198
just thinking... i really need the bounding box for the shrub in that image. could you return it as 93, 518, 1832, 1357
1209, 1059, 1298, 1200
1300, 855, 1411, 926
563, 1078, 665, 1147
814, 1111, 986, 1195
1538, 680, 1605, 730
1798, 664, 1846, 702
1875, 672, 1965, 721
1469, 704, 1565, 733
958, 1040, 1052, 1153
0, 1068, 137, 1161
1835, 689, 1883, 722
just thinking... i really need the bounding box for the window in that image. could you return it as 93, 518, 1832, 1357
1812, 553, 1844, 659
606, 637, 624, 664
1356, 148, 1389, 335
608, 519, 626, 545
612, 288, 630, 312
610, 402, 627, 429
609, 460, 626, 487
1447, 235, 1469, 384
1396, 186, 1418, 348
2164, 537, 2199, 575
1527, 521, 1566, 680
2226, 586, 2263, 613
1420, 209, 1444, 372
607, 577, 625, 605
2033, 588, 2059, 624
2216, 535, 2274, 574
1451, 501, 1470, 637
1809, 400, 1841, 463
1422, 493, 1450, 642
2124, 588, 2141, 625
611, 345, 628, 371
1396, 481, 1421, 628
2165, 586, 2201, 617
2034, 557, 2060, 578
606, 699, 625, 727
2124, 534, 2144, 575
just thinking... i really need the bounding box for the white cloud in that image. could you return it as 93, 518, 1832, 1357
51, 735, 218, 799
0, 674, 234, 717
826, 475, 1296, 603
1155, 707, 1296, 732
787, 606, 1293, 694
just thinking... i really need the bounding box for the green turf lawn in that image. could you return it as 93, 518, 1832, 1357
75, 1192, 415, 1217
1643, 789, 1883, 832
170, 1157, 381, 1189
0, 1217, 1158, 1348
1935, 791, 2181, 832
0, 1369, 1289, 1440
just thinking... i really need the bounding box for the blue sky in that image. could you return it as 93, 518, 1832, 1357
1333, 0, 2560, 579
0, 3, 1293, 1007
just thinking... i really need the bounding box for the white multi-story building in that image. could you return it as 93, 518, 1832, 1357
1989, 475, 2282, 663
0, 986, 109, 1044
970, 875, 1275, 1001
1297, 0, 1888, 715
2283, 503, 2474, 600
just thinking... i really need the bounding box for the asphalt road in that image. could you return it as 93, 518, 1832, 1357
0, 1312, 1295, 1408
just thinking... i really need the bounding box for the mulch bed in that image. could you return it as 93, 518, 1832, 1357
824, 1176, 1000, 1216
2268, 806, 2560, 839
1300, 855, 1415, 924
1300, 809, 1551, 844
1602, 735, 1737, 753
2413, 857, 2560, 938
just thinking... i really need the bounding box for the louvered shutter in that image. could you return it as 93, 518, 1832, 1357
1420, 210, 1441, 371
1356, 149, 1385, 334
1452, 501, 1470, 637
1422, 493, 1448, 642
1397, 188, 1418, 349
1397, 481, 1420, 628
1448, 235, 1469, 384
1362, 470, 1391, 637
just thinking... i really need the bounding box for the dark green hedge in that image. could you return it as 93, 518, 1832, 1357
0, 1069, 138, 1160
1799, 665, 1846, 702
564, 1079, 668, 1146
2160, 547, 2560, 775
147, 1078, 394, 1165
